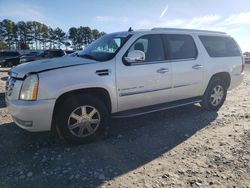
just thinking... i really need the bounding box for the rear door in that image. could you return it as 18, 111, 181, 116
162, 34, 204, 100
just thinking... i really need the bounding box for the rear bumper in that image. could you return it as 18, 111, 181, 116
229, 72, 244, 90
5, 97, 55, 132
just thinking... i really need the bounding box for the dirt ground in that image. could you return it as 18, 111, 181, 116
0, 66, 249, 188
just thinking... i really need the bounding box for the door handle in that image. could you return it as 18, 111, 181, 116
192, 64, 203, 70
157, 68, 169, 74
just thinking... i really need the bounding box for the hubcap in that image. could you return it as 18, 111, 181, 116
210, 85, 224, 106
67, 105, 101, 138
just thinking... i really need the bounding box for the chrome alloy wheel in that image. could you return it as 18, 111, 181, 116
210, 85, 224, 106
67, 105, 101, 138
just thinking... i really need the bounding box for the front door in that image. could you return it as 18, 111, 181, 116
115, 34, 173, 112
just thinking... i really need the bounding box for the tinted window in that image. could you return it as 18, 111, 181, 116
29, 52, 40, 56
128, 35, 165, 62
43, 51, 50, 57
11, 52, 20, 56
65, 50, 75, 54
199, 36, 241, 57
0, 51, 19, 57
163, 34, 197, 60
51, 50, 64, 57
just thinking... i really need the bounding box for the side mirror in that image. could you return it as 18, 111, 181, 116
124, 50, 145, 63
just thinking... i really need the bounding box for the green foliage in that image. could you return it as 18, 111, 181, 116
1, 19, 15, 49
0, 19, 106, 50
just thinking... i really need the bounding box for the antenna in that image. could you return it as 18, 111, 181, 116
128, 27, 133, 32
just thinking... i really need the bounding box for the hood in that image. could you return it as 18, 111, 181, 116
11, 56, 94, 79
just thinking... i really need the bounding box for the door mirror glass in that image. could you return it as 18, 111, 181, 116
125, 50, 145, 63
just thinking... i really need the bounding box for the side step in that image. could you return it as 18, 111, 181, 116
112, 97, 202, 118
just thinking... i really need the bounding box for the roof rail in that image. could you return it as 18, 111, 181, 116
151, 27, 226, 34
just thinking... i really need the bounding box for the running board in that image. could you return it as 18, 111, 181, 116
112, 97, 202, 118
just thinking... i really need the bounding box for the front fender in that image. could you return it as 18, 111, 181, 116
37, 61, 118, 112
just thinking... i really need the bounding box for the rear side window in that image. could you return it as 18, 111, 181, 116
128, 35, 165, 62
163, 34, 197, 60
199, 36, 241, 57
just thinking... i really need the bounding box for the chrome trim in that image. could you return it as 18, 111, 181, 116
112, 100, 202, 118
192, 64, 203, 69
129, 60, 168, 66
5, 77, 16, 96
167, 58, 197, 63
119, 86, 171, 97
173, 82, 200, 88
128, 57, 198, 66
157, 68, 169, 74
120, 81, 200, 96
95, 69, 111, 76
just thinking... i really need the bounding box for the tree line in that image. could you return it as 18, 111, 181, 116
0, 19, 106, 50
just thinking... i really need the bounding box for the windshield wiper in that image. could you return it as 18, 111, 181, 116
78, 54, 97, 61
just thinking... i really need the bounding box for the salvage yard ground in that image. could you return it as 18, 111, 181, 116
0, 66, 249, 188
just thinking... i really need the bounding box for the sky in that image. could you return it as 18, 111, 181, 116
0, 0, 250, 51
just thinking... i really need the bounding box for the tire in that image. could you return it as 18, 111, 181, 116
55, 94, 109, 144
200, 78, 227, 111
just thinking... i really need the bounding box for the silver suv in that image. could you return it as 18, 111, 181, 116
5, 28, 244, 144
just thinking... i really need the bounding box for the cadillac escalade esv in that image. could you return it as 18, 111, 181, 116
5, 28, 244, 144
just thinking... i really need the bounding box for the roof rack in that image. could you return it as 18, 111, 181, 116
151, 27, 226, 34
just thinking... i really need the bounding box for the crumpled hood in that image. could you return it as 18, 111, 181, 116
10, 56, 93, 79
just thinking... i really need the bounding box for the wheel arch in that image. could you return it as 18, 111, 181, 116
51, 87, 112, 132
209, 72, 231, 89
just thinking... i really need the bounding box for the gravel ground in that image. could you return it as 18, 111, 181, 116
0, 66, 249, 188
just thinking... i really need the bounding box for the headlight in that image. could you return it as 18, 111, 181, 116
19, 74, 39, 100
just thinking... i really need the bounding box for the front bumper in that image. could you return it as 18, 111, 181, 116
5, 97, 56, 132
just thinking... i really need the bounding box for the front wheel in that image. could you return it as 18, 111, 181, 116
55, 94, 109, 144
200, 79, 227, 111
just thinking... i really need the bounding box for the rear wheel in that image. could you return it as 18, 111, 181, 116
55, 94, 109, 144
200, 78, 227, 111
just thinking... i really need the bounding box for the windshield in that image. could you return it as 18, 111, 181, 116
78, 33, 132, 61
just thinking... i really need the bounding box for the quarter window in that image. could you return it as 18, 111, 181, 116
128, 35, 165, 62
199, 36, 241, 57
163, 34, 197, 60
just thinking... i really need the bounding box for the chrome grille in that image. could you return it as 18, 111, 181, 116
5, 77, 16, 96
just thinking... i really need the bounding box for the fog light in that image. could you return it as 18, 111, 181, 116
12, 117, 33, 127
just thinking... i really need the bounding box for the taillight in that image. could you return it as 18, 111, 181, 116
241, 56, 245, 73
